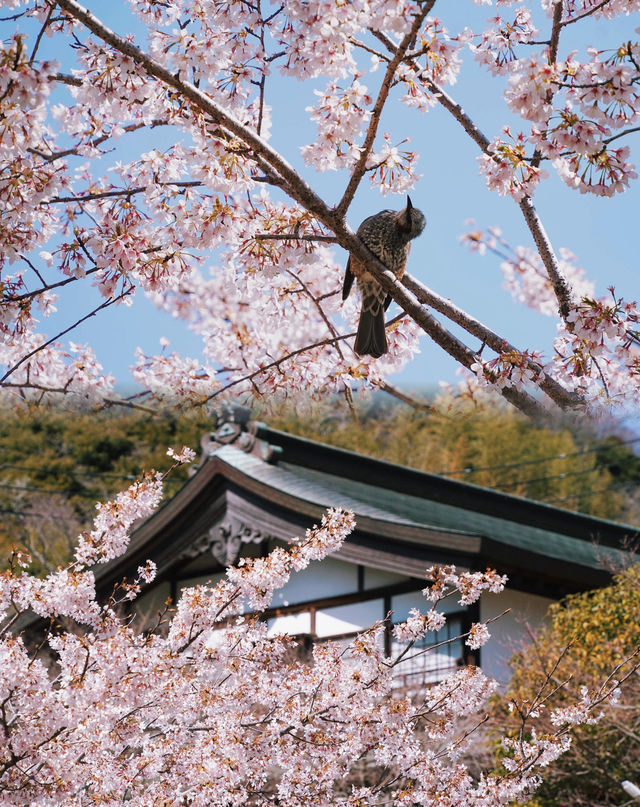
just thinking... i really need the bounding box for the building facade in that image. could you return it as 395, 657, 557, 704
95, 412, 638, 687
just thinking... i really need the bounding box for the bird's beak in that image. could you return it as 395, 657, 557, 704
406, 195, 413, 210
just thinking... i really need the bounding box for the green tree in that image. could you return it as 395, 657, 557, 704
496, 564, 640, 807
0, 407, 211, 572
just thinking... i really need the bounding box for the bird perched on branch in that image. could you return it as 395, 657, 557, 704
342, 196, 426, 358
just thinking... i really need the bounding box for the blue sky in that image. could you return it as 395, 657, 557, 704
10, 2, 640, 403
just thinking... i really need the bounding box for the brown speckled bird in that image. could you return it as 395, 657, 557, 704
342, 196, 426, 358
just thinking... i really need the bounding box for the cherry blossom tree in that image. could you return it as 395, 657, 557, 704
3, 5, 639, 802
1, 451, 630, 806
1, 0, 639, 417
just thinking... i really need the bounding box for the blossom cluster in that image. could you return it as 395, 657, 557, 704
422, 563, 508, 604
550, 293, 640, 402
478, 127, 548, 201
460, 226, 640, 406
1, 0, 639, 415
0, 461, 625, 805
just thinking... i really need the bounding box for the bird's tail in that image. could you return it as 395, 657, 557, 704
354, 301, 387, 358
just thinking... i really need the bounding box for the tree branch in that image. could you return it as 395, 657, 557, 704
376, 381, 435, 413
0, 292, 130, 384
29, 118, 169, 163
254, 233, 338, 243
401, 273, 583, 410
370, 30, 491, 152
335, 0, 437, 218
518, 196, 576, 321
372, 30, 578, 327
604, 125, 640, 146
55, 0, 340, 231
55, 0, 567, 418
559, 0, 614, 27
203, 315, 406, 404
3, 266, 101, 305
548, 1, 564, 66
46, 181, 203, 205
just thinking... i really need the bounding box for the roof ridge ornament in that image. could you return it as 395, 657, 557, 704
199, 407, 276, 463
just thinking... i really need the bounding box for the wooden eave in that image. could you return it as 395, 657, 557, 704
94, 432, 635, 599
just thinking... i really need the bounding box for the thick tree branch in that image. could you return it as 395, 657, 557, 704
55, 0, 340, 231
350, 263, 548, 419
548, 1, 564, 66
518, 196, 576, 321
401, 274, 583, 410
56, 0, 568, 418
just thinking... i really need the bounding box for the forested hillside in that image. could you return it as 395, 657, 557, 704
0, 408, 211, 573
1, 398, 639, 573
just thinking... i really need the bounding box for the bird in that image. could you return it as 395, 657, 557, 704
342, 196, 426, 358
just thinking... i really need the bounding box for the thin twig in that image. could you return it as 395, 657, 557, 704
284, 268, 347, 361
29, 3, 54, 64
203, 315, 405, 404
559, 0, 614, 27
4, 266, 100, 305
254, 233, 338, 243
377, 381, 435, 413
29, 119, 169, 162
0, 291, 131, 383
604, 125, 640, 146
46, 180, 202, 205
336, 0, 437, 218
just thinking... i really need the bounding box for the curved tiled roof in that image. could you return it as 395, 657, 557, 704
90, 419, 638, 597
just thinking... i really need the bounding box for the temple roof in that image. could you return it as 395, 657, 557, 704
94, 416, 640, 600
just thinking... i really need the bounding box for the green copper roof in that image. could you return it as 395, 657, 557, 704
214, 443, 628, 572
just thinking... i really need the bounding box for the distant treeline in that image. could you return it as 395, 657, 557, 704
1, 397, 639, 572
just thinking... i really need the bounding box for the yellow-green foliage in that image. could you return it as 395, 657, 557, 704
0, 408, 211, 573
499, 564, 640, 807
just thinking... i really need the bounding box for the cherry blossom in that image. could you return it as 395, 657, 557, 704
1, 475, 622, 805
1, 0, 640, 418
460, 226, 640, 406
478, 128, 548, 201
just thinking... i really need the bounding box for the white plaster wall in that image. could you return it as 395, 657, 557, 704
271, 556, 359, 607
266, 600, 384, 639
317, 599, 385, 637
392, 589, 466, 622
268, 612, 311, 636
480, 588, 553, 687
